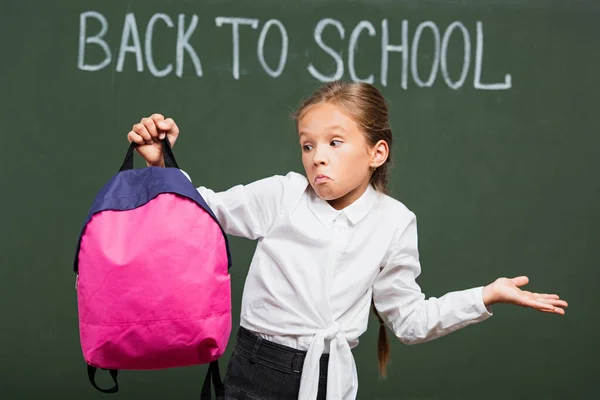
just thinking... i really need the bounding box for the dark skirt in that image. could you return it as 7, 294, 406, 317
223, 327, 329, 399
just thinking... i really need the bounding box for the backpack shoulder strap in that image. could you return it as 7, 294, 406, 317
87, 365, 119, 394
201, 361, 224, 400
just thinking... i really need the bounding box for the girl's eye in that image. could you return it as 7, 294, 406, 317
330, 140, 342, 147
302, 144, 313, 152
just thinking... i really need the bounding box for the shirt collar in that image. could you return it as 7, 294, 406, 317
307, 184, 378, 226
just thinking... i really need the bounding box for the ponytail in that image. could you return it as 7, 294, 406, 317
371, 300, 390, 378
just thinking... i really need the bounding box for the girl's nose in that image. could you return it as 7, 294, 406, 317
313, 147, 328, 166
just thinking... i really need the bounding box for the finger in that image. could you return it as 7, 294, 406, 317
127, 131, 144, 145
545, 299, 569, 308
531, 297, 556, 308
133, 123, 152, 145
522, 297, 555, 312
535, 303, 557, 312
151, 114, 165, 138
533, 300, 568, 313
156, 118, 172, 133
534, 296, 568, 308
511, 276, 529, 287
541, 307, 565, 315
536, 294, 560, 299
141, 117, 159, 141
167, 118, 179, 135
150, 113, 165, 124
158, 118, 179, 137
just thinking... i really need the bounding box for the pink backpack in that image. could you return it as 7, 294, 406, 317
74, 140, 231, 398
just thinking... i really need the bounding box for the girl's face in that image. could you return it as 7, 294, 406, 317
298, 102, 382, 210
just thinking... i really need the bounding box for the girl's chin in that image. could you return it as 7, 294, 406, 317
312, 185, 339, 201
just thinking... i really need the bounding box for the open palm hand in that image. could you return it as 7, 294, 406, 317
485, 276, 568, 315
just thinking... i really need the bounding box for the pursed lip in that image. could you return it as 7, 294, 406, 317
314, 174, 332, 184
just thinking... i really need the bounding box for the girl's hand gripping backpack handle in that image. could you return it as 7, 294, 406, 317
119, 138, 180, 172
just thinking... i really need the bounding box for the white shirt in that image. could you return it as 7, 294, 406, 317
188, 171, 493, 400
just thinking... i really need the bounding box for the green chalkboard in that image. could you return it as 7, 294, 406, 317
1, 0, 598, 399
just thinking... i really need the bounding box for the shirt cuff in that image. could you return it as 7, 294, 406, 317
475, 286, 494, 317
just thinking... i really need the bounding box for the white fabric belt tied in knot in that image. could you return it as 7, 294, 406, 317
298, 322, 358, 400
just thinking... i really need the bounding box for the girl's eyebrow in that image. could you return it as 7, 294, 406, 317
299, 125, 347, 139
326, 125, 347, 133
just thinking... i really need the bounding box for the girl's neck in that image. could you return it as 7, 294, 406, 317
327, 180, 371, 211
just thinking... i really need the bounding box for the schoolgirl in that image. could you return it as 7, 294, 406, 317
126, 81, 567, 400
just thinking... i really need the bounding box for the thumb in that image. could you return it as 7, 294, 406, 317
158, 120, 172, 131
511, 276, 529, 287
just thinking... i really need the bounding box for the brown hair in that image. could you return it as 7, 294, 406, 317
292, 81, 393, 378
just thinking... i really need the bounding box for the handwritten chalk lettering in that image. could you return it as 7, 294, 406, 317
257, 19, 288, 78
441, 21, 470, 90
307, 18, 345, 82
145, 14, 174, 77
78, 11, 111, 71
313, 18, 507, 89
216, 17, 259, 80
348, 21, 376, 84
78, 11, 204, 77
116, 13, 144, 72
380, 19, 509, 90
381, 19, 408, 89
177, 14, 203, 78
411, 21, 440, 87
474, 21, 511, 90
77, 11, 512, 90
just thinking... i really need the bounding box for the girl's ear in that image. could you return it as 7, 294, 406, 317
370, 140, 389, 168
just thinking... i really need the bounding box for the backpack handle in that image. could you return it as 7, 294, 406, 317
119, 138, 179, 172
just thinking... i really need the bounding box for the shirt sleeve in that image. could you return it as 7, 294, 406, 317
372, 212, 493, 345
180, 169, 288, 240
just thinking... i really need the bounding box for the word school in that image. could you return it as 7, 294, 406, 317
78, 11, 512, 90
